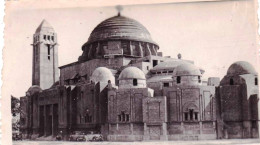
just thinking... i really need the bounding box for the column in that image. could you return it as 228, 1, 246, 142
145, 43, 152, 56
130, 123, 134, 135
160, 123, 168, 140
152, 45, 157, 56
138, 42, 144, 57
199, 121, 202, 134
44, 105, 47, 136
129, 41, 133, 56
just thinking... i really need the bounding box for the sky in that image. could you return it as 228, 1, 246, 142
3, 0, 260, 98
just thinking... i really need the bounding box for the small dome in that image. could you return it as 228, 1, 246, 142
227, 61, 257, 76
50, 81, 59, 88
27, 85, 42, 95
119, 67, 146, 80
86, 15, 157, 45
91, 67, 115, 84
173, 63, 201, 76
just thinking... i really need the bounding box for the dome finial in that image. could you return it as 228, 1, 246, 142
116, 5, 123, 16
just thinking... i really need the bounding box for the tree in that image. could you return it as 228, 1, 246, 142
11, 95, 20, 131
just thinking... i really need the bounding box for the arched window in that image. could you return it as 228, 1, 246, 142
177, 76, 181, 84
118, 112, 130, 122
133, 79, 138, 86
255, 78, 258, 86
230, 78, 234, 85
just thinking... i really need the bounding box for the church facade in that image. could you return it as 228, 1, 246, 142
19, 13, 260, 141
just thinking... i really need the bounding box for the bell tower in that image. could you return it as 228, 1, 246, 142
32, 19, 59, 90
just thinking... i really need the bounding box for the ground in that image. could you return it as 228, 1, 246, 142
13, 139, 260, 145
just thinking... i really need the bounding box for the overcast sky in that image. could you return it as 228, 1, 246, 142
3, 0, 259, 98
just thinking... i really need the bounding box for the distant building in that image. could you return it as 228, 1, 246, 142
20, 13, 259, 141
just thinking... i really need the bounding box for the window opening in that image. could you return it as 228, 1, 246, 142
47, 35, 50, 40
230, 78, 234, 85
198, 76, 201, 83
85, 114, 92, 123
118, 112, 130, 122
47, 45, 51, 60
118, 115, 121, 122
184, 112, 188, 121
255, 78, 258, 86
51, 36, 54, 41
44, 35, 46, 40
163, 83, 169, 87
153, 60, 158, 67
189, 109, 194, 120
177, 76, 181, 84
133, 79, 138, 86
195, 112, 198, 120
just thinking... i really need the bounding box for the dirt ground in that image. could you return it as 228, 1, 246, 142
13, 138, 260, 145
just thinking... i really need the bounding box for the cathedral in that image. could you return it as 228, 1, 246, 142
19, 12, 260, 141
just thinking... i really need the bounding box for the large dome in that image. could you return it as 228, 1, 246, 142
227, 61, 257, 76
86, 15, 157, 45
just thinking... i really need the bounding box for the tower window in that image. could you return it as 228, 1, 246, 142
198, 76, 201, 83
255, 78, 258, 85
47, 35, 50, 40
44, 35, 46, 40
133, 79, 138, 86
147, 66, 149, 70
177, 76, 181, 84
230, 78, 234, 85
47, 45, 51, 60
51, 36, 54, 41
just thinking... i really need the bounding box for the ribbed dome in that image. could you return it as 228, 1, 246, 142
173, 63, 201, 76
227, 61, 257, 76
119, 67, 146, 80
87, 15, 157, 45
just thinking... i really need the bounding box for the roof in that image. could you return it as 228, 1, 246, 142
173, 63, 201, 76
91, 67, 115, 84
152, 60, 190, 71
85, 15, 158, 46
35, 19, 54, 33
151, 60, 205, 74
119, 66, 146, 80
147, 75, 173, 82
227, 61, 257, 76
